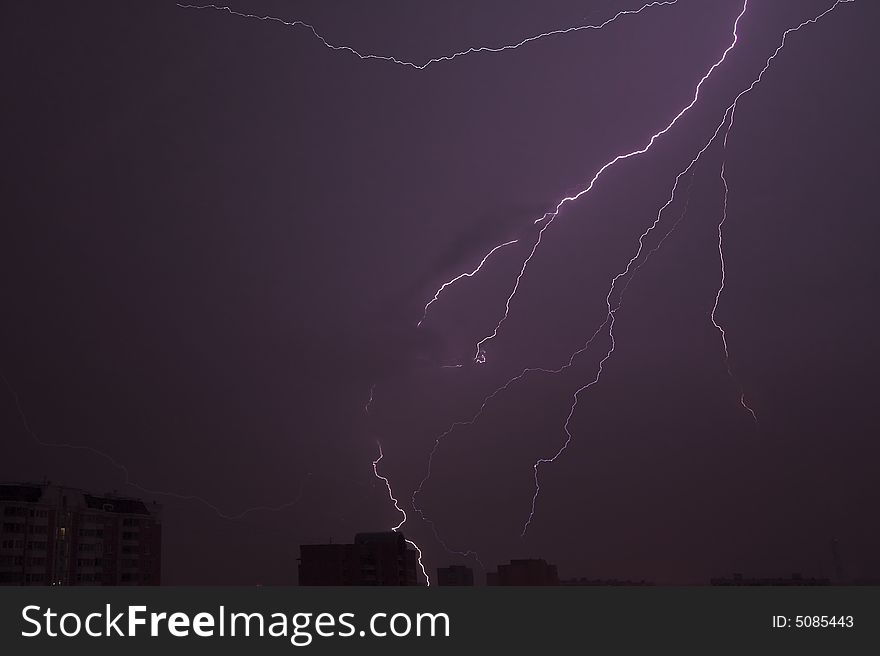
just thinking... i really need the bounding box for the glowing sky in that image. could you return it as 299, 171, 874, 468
1, 0, 878, 584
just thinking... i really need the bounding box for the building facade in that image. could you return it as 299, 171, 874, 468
0, 483, 161, 586
299, 531, 419, 585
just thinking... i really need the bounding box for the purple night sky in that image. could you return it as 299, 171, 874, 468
2, 0, 878, 584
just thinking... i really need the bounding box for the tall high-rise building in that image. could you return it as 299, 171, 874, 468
298, 531, 419, 585
486, 558, 559, 586
0, 482, 161, 586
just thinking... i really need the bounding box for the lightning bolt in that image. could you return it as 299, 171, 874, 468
521, 0, 855, 534
415, 0, 752, 547
418, 239, 518, 328
712, 111, 758, 422
371, 442, 430, 586
409, 0, 856, 545
177, 0, 757, 567
704, 0, 859, 425
412, 97, 730, 557
712, 158, 758, 423
472, 0, 752, 364
178, 1, 680, 70
366, 387, 475, 568
85, 0, 853, 573
2, 373, 311, 520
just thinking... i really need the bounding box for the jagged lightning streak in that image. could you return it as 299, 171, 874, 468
1, 373, 311, 520
473, 0, 751, 364
178, 0, 727, 554
178, 1, 679, 71
170, 0, 855, 560
710, 101, 759, 422
521, 330, 615, 536
521, 0, 856, 535
705, 0, 859, 424
521, 113, 734, 536
712, 156, 758, 423
613, 171, 697, 306
414, 99, 735, 554
176, 0, 854, 554
418, 239, 518, 328
365, 384, 476, 566
371, 442, 430, 586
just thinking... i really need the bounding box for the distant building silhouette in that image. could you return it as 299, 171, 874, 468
0, 482, 161, 586
437, 565, 474, 586
562, 577, 654, 586
710, 572, 830, 586
298, 531, 419, 585
486, 558, 559, 586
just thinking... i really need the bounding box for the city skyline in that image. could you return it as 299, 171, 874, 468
0, 482, 867, 587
